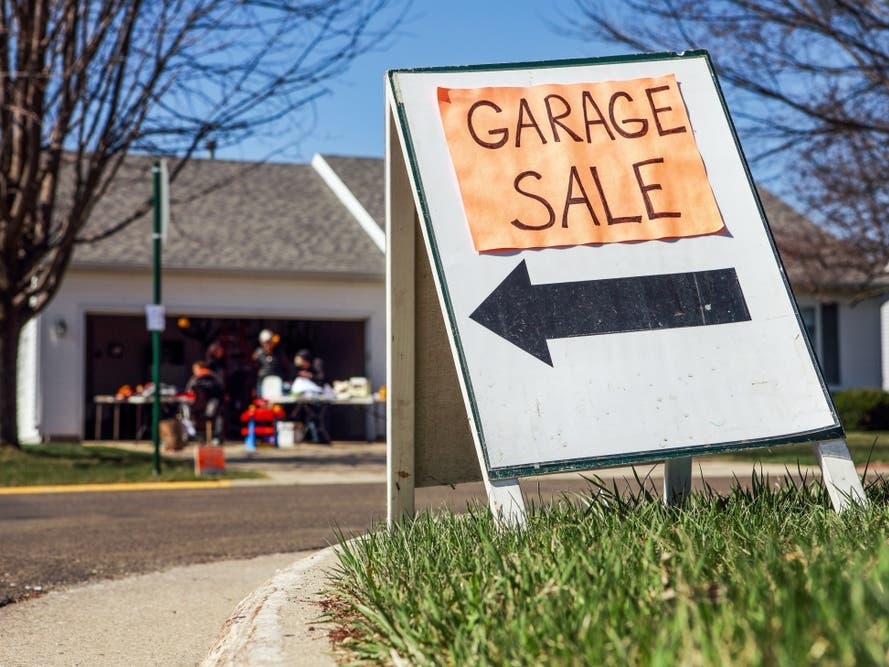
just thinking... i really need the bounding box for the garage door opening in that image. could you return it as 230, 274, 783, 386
86, 314, 372, 441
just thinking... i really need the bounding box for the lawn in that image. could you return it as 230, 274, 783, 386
0, 443, 260, 486
328, 477, 889, 665
714, 430, 889, 466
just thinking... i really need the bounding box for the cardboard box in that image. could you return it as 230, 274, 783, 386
194, 446, 226, 475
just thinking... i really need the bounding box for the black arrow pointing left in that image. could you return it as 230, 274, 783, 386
469, 260, 751, 366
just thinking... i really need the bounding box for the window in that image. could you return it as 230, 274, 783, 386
799, 306, 817, 346
798, 303, 840, 385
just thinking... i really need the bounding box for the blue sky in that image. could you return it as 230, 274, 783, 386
219, 1, 622, 163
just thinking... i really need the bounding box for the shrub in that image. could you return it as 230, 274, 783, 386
832, 389, 889, 430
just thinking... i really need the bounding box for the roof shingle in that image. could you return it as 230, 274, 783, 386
319, 155, 385, 227
72, 154, 384, 277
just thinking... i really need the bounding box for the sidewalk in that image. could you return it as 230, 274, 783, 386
84, 439, 855, 491
0, 551, 318, 667
202, 546, 342, 667
112, 439, 389, 487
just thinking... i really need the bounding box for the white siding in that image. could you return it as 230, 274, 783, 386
881, 299, 889, 391
838, 298, 883, 389
773, 294, 884, 391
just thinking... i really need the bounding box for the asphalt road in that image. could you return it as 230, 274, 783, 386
0, 483, 391, 607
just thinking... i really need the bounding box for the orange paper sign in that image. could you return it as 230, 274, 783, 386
437, 75, 724, 252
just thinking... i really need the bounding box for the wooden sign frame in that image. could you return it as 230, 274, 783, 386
385, 51, 866, 523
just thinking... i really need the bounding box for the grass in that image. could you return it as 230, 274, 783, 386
0, 443, 261, 486
715, 430, 889, 466
328, 475, 889, 666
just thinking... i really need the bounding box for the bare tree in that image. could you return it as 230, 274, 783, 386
0, 0, 406, 447
564, 0, 889, 293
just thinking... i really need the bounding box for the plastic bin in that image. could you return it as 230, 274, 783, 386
277, 421, 296, 448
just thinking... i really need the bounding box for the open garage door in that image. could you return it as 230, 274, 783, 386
85, 314, 370, 441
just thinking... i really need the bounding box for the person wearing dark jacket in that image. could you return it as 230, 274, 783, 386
252, 329, 288, 398
185, 361, 225, 443
292, 349, 330, 444
294, 348, 324, 385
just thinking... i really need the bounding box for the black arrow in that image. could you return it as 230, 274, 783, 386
469, 260, 750, 366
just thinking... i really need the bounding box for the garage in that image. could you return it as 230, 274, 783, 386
86, 313, 371, 442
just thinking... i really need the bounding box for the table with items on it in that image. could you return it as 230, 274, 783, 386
93, 384, 192, 441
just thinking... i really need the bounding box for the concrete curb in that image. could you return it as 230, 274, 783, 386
202, 545, 342, 667
0, 480, 233, 495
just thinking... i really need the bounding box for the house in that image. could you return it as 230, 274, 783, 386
15, 154, 888, 442
17, 154, 386, 443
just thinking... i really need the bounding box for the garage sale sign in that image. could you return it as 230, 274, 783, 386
437, 74, 724, 252
387, 51, 842, 480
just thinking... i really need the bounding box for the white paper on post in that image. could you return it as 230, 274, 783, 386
145, 304, 166, 332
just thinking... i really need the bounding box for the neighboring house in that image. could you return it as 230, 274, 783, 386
758, 188, 886, 393
15, 154, 886, 442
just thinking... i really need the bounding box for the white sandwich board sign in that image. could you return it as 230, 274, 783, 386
385, 51, 864, 521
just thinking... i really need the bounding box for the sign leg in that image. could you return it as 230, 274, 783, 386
663, 456, 692, 506
486, 478, 526, 526
814, 439, 867, 512
387, 99, 417, 526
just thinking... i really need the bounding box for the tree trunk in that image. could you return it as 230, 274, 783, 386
0, 310, 23, 449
